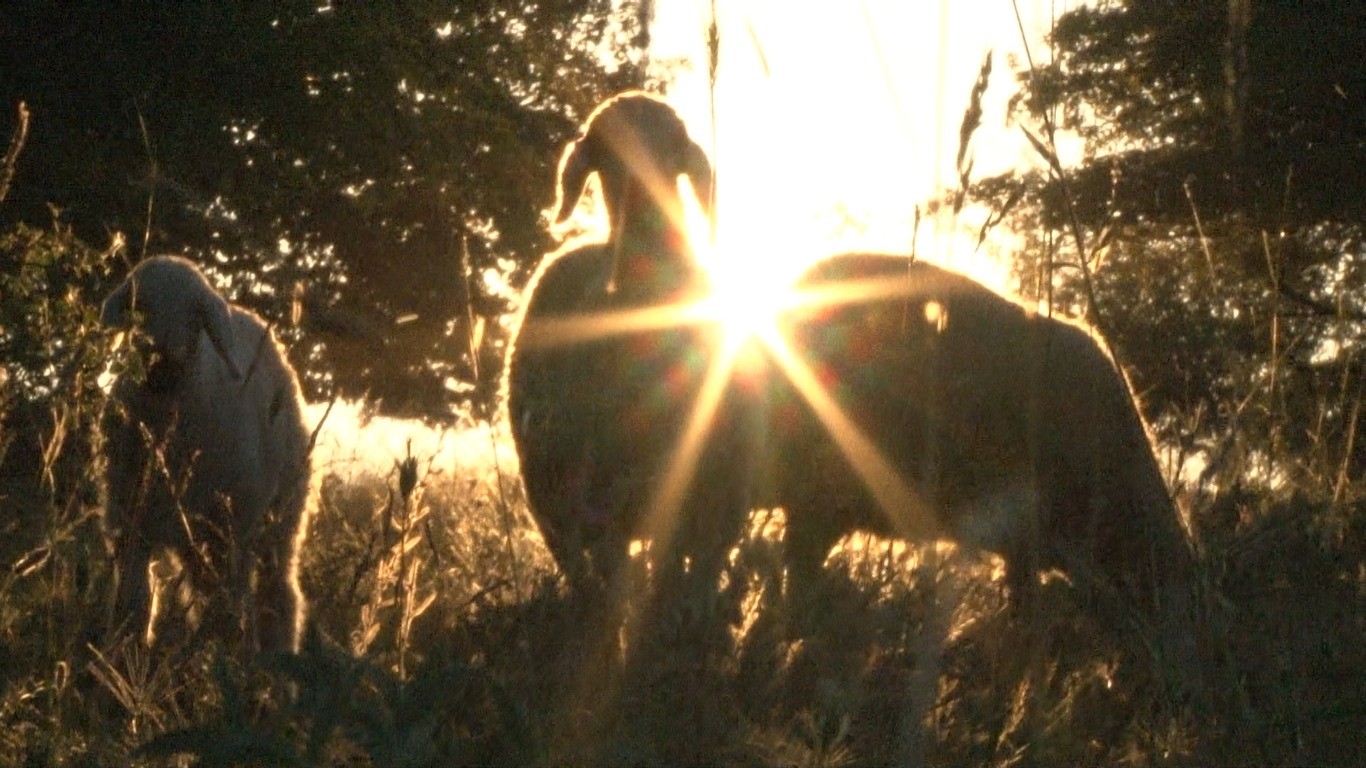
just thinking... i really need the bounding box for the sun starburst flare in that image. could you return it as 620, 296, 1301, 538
525, 150, 957, 607
522, 241, 946, 566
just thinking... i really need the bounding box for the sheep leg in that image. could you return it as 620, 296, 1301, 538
103, 414, 157, 643
998, 483, 1046, 612
653, 487, 744, 615
1001, 537, 1043, 612
782, 506, 844, 627
252, 537, 302, 654
686, 410, 756, 617
252, 472, 308, 653
111, 533, 156, 645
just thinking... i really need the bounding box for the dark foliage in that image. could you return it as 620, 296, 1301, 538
975, 0, 1366, 488
1018, 0, 1364, 229
0, 2, 1362, 765
0, 1, 653, 422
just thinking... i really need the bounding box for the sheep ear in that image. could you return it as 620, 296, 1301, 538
682, 138, 714, 223
197, 292, 243, 380
554, 138, 593, 224
101, 280, 133, 327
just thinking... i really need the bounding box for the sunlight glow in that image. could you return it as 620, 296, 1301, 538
530, 208, 967, 565
695, 249, 797, 352
700, 267, 782, 340
304, 399, 518, 481
536, 185, 1024, 599
633, 331, 742, 549
529, 7, 1073, 673
642, 0, 1072, 318
515, 299, 713, 348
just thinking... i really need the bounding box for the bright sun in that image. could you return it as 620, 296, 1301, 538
682, 186, 818, 349
680, 182, 1012, 354
696, 248, 798, 346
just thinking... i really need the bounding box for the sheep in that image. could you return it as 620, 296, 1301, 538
100, 255, 311, 654
505, 91, 748, 590
764, 253, 1198, 635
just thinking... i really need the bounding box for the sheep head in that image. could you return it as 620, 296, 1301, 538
101, 256, 242, 390
554, 91, 712, 257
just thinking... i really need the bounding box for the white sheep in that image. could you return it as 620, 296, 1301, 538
505, 91, 748, 588
101, 255, 311, 654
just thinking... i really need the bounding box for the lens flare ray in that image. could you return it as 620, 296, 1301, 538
782, 269, 956, 316
516, 299, 716, 349
521, 263, 948, 561
754, 323, 939, 543
632, 326, 745, 551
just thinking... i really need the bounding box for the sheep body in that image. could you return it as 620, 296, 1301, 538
509, 92, 1193, 644
505, 92, 744, 587
768, 253, 1195, 617
102, 255, 311, 653
508, 243, 704, 578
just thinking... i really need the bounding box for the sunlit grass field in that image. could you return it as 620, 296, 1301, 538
0, 0, 1360, 759
1, 384, 1361, 766
0, 15, 1362, 759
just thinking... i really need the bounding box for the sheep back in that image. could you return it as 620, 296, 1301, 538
106, 304, 308, 537
506, 243, 623, 576
772, 253, 1193, 612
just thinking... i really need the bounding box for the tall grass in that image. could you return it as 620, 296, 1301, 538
0, 21, 1363, 765
0, 228, 1362, 766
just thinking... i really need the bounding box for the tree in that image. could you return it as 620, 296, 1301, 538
0, 1, 656, 422
976, 0, 1366, 493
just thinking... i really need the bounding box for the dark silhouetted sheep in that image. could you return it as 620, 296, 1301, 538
765, 253, 1196, 630
101, 255, 311, 653
506, 92, 748, 589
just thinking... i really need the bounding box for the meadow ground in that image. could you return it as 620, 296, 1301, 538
0, 399, 1361, 767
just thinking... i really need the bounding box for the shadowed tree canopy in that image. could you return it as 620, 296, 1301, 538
974, 0, 1365, 490
0, 1, 655, 422
1013, 0, 1364, 230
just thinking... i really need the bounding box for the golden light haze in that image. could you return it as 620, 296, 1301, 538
647, 0, 1079, 296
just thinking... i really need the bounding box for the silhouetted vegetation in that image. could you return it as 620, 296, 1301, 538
1, 1, 655, 421
0, 1, 1362, 765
